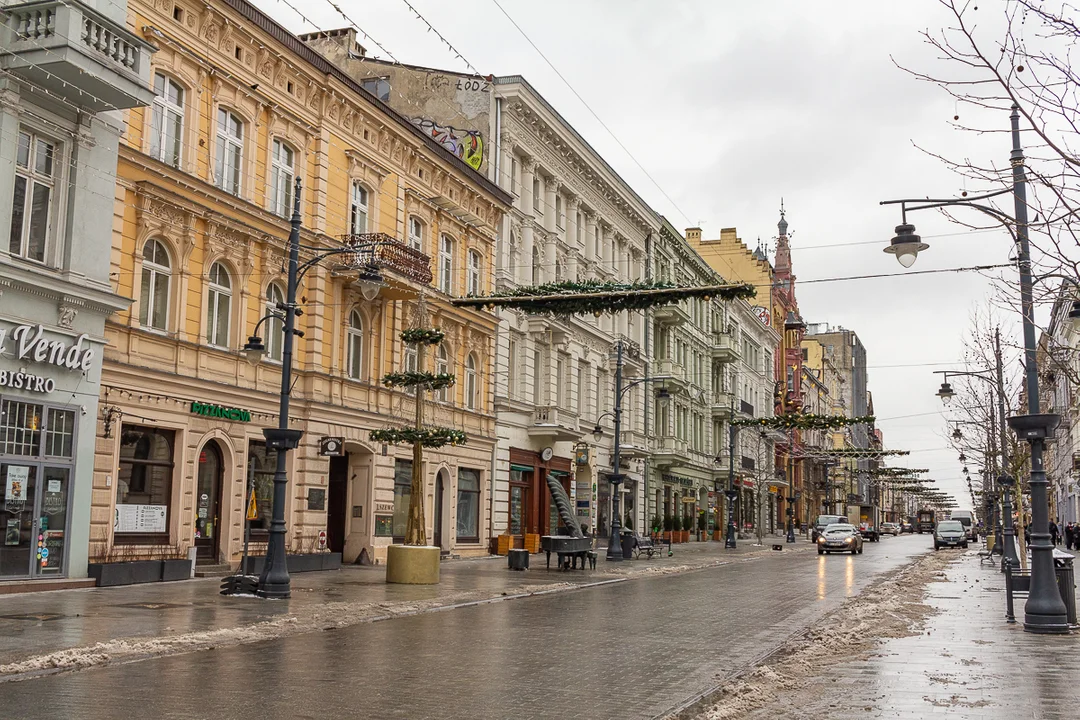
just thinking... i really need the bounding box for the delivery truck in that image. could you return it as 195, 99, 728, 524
847, 504, 880, 542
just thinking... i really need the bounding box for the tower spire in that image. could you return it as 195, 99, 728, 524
778, 198, 788, 237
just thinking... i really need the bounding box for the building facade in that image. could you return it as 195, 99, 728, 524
0, 0, 154, 582
1041, 286, 1080, 525
95, 0, 509, 569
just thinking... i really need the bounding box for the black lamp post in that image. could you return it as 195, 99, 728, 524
786, 492, 796, 543
240, 178, 383, 599
882, 106, 1069, 633
725, 400, 738, 548
592, 339, 672, 561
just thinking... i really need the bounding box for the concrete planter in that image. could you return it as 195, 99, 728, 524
242, 552, 342, 575
161, 559, 192, 582
385, 545, 440, 584
88, 560, 163, 587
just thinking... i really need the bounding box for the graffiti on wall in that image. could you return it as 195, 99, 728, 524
411, 118, 484, 171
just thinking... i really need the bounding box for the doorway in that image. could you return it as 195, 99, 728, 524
0, 464, 67, 578
327, 454, 349, 554
195, 441, 224, 562
434, 471, 446, 553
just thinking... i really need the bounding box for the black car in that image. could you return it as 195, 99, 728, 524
934, 520, 968, 550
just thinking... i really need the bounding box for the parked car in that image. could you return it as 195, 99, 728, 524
812, 514, 846, 542
880, 522, 900, 536
817, 523, 864, 555
948, 510, 978, 541
934, 520, 968, 550
900, 520, 914, 534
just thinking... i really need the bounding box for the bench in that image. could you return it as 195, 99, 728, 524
633, 534, 670, 559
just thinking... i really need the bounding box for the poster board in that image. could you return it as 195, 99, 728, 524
114, 504, 167, 533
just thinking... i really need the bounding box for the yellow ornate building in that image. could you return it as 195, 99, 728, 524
94, 0, 510, 569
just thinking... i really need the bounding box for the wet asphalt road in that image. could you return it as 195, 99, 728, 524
0, 535, 931, 720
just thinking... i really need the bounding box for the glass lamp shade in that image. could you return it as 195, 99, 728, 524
884, 223, 929, 268
243, 336, 265, 365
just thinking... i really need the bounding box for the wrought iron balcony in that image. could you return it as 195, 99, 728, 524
338, 233, 432, 286
0, 0, 155, 111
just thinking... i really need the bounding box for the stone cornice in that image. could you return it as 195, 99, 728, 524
0, 265, 129, 317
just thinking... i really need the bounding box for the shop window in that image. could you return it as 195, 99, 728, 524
116, 425, 174, 539
0, 400, 43, 456
44, 408, 75, 458
214, 108, 243, 196
10, 129, 57, 264
139, 239, 172, 332
246, 440, 277, 537
456, 468, 480, 542
392, 459, 412, 541
150, 73, 184, 168
509, 468, 530, 536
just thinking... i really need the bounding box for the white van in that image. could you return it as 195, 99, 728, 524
949, 510, 977, 541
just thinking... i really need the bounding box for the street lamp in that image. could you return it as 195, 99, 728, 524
592, 340, 673, 562
238, 177, 384, 599
935, 382, 955, 405
882, 106, 1069, 633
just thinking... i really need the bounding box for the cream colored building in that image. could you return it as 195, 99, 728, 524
95, 0, 509, 569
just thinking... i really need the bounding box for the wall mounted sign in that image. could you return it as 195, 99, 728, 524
661, 473, 697, 488
307, 488, 326, 511
114, 504, 167, 533
319, 437, 344, 456
190, 401, 251, 422
0, 323, 95, 371
374, 502, 394, 513
374, 515, 393, 537
753, 306, 771, 327
574, 446, 589, 465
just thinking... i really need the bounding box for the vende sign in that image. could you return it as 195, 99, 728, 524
0, 323, 96, 394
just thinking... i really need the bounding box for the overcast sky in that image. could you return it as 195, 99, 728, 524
254, 0, 1040, 509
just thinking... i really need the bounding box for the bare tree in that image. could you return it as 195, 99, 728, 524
902, 0, 1080, 308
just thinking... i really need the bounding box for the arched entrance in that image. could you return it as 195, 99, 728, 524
195, 440, 225, 562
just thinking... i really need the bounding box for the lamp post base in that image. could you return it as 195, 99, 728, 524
605, 519, 623, 562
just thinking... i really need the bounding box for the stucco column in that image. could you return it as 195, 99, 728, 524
543, 178, 559, 282
500, 139, 515, 192
601, 223, 613, 273
584, 212, 599, 279
519, 159, 536, 285
567, 197, 581, 251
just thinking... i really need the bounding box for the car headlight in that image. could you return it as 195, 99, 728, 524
844, 537, 853, 543
817, 536, 825, 544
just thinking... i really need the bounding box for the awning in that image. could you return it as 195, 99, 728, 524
510, 463, 534, 472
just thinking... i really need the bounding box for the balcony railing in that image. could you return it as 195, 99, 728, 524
338, 233, 433, 285
528, 405, 582, 441
710, 332, 740, 363
1, 0, 155, 111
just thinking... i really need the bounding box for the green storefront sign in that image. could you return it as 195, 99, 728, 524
190, 401, 251, 422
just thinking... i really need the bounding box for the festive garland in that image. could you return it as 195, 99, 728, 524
798, 448, 910, 458
370, 427, 467, 448
732, 413, 875, 430
451, 280, 756, 316
400, 328, 445, 345
867, 467, 929, 477
381, 372, 456, 390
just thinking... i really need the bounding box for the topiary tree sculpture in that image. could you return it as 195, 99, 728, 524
370, 319, 465, 548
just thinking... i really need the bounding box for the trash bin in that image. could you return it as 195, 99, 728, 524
1054, 555, 1076, 625
507, 548, 529, 571
621, 531, 635, 559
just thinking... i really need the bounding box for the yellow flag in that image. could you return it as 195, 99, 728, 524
246, 489, 258, 520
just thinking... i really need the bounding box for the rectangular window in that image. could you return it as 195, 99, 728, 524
350, 183, 368, 235
556, 196, 564, 229
456, 468, 480, 542
467, 250, 481, 296
393, 459, 412, 541
439, 235, 454, 294
215, 109, 243, 195
44, 409, 75, 458
509, 469, 529, 536
116, 425, 174, 538
408, 216, 424, 251
507, 334, 519, 399
269, 139, 294, 217
361, 77, 390, 102
576, 364, 585, 414
533, 178, 542, 216
0, 400, 43, 456
556, 356, 565, 409
10, 130, 55, 263
150, 73, 184, 168
510, 157, 519, 195
532, 349, 543, 405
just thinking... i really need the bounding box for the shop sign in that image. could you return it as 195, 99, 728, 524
319, 437, 344, 456
661, 473, 697, 487
190, 401, 251, 422
0, 324, 95, 372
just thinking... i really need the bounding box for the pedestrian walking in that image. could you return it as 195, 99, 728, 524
1066, 522, 1076, 551
1025, 523, 1031, 546
1050, 520, 1060, 547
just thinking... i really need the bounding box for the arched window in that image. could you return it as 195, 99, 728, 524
467, 250, 481, 296
436, 345, 449, 402
439, 234, 454, 294
408, 216, 424, 251
347, 310, 364, 379
150, 73, 184, 168
350, 183, 368, 234
139, 239, 171, 331
465, 354, 478, 410
206, 262, 231, 347
215, 108, 243, 195
269, 139, 295, 217
265, 283, 285, 362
